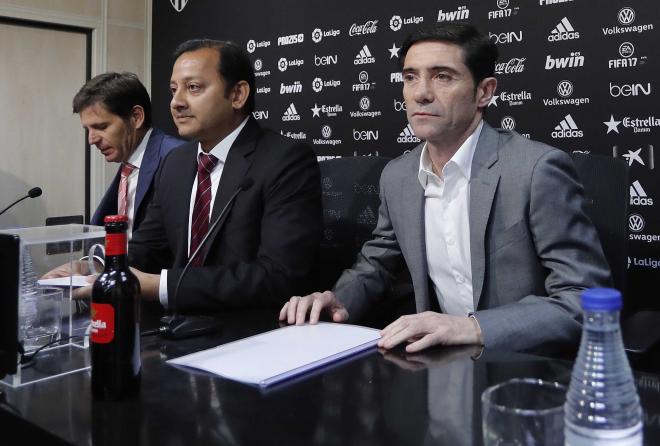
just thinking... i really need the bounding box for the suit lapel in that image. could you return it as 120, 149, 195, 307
469, 124, 500, 310
134, 129, 163, 216
203, 118, 259, 262
400, 144, 431, 311
173, 144, 199, 267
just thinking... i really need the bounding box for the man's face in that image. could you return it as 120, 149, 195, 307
402, 40, 490, 147
80, 103, 140, 163
170, 47, 236, 150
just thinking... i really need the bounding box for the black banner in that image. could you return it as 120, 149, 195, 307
153, 0, 659, 312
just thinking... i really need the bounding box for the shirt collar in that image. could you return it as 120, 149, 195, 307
126, 127, 152, 169
196, 116, 249, 162
417, 120, 483, 188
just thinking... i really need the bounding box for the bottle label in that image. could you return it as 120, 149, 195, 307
105, 233, 127, 256
91, 303, 115, 344
565, 422, 643, 446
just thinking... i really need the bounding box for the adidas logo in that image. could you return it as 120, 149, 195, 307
552, 114, 583, 138
397, 124, 421, 143
282, 103, 301, 121
354, 45, 375, 65
630, 180, 654, 206
548, 17, 580, 41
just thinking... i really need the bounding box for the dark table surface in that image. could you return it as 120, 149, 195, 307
2, 308, 660, 446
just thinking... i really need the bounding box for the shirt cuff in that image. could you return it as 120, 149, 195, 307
159, 269, 169, 309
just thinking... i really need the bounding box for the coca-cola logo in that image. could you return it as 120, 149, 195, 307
495, 57, 526, 74
349, 20, 378, 36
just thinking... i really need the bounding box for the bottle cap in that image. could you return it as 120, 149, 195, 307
581, 288, 622, 311
104, 215, 129, 223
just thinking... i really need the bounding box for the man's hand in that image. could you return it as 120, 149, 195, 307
129, 267, 160, 301
278, 291, 349, 325
41, 260, 90, 279
378, 312, 484, 353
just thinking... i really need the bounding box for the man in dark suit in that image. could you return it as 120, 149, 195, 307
73, 72, 184, 235
128, 40, 321, 311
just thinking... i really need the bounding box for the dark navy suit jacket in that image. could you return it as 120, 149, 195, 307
91, 128, 184, 231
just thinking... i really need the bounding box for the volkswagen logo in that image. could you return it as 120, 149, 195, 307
629, 214, 645, 232
618, 7, 635, 25
322, 125, 332, 139
497, 0, 510, 9
312, 28, 323, 43
246, 40, 256, 53
359, 96, 371, 111
501, 116, 516, 130
619, 42, 634, 58
557, 80, 573, 98
254, 59, 262, 71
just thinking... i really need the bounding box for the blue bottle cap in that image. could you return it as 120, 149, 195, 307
581, 288, 622, 311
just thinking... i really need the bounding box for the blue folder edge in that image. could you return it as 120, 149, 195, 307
258, 338, 380, 388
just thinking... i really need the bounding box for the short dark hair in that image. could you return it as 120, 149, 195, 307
400, 21, 498, 87
172, 39, 255, 114
72, 72, 152, 127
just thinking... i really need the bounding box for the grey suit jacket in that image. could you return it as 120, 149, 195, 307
333, 122, 611, 352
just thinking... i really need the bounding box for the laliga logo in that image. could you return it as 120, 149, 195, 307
312, 28, 323, 43
170, 0, 188, 12
247, 40, 256, 53
390, 15, 402, 31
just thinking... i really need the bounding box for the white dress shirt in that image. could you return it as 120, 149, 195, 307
159, 117, 249, 307
418, 120, 483, 316
122, 128, 151, 238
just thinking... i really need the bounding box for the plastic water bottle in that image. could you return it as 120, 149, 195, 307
564, 288, 643, 445
19, 247, 39, 344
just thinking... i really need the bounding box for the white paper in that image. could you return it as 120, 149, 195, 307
37, 275, 93, 288
167, 322, 381, 387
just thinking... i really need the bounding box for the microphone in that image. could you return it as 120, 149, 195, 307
0, 187, 42, 217
159, 177, 254, 339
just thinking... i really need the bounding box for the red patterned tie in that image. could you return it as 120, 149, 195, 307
118, 163, 136, 216
189, 153, 218, 265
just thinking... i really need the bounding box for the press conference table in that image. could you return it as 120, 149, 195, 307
2, 309, 660, 446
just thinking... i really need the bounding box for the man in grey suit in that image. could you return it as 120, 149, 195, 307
280, 22, 611, 353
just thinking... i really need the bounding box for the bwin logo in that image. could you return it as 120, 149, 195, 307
630, 180, 654, 206
545, 52, 585, 70
280, 82, 302, 94
353, 129, 379, 141
354, 45, 375, 65
552, 114, 583, 138
282, 103, 300, 122
489, 31, 523, 44
437, 6, 470, 22
170, 0, 188, 12
548, 17, 580, 41
398, 124, 420, 143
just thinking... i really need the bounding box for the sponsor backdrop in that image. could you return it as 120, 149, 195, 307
153, 0, 658, 313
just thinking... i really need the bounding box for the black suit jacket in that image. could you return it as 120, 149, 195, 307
129, 118, 322, 311
91, 128, 184, 232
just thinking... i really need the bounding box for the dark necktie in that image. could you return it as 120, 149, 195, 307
189, 153, 218, 265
